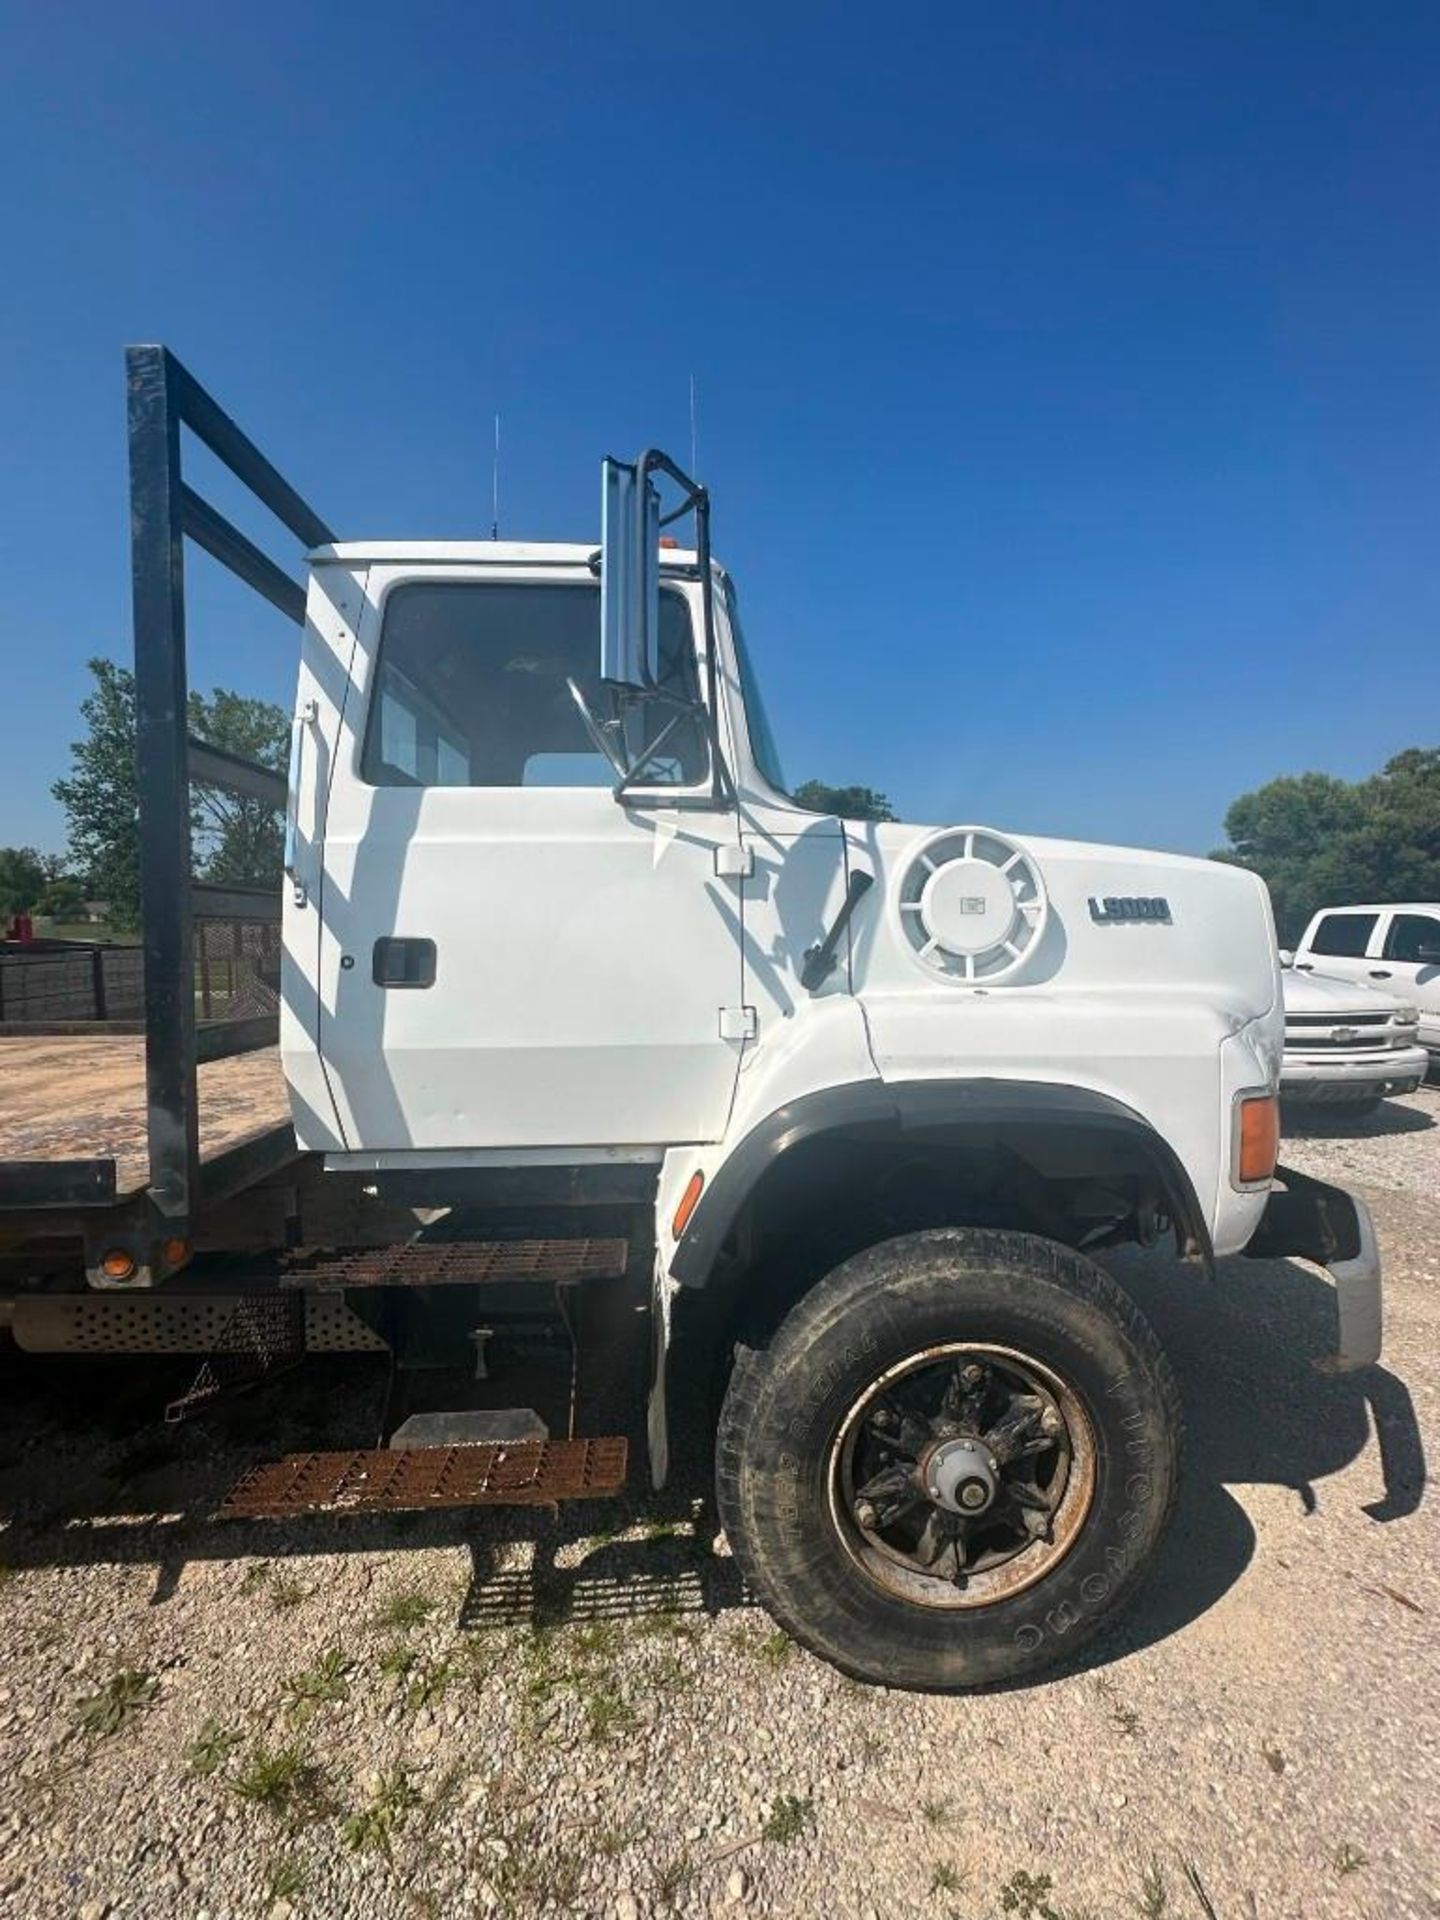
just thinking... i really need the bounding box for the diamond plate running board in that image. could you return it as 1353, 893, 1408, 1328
217, 1438, 628, 1518
278, 1238, 629, 1290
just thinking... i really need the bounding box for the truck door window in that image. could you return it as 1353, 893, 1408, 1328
1309, 912, 1378, 958
361, 581, 706, 788
1384, 913, 1440, 963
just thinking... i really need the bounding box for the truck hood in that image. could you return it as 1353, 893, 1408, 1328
845, 821, 1281, 1031
1281, 966, 1404, 1016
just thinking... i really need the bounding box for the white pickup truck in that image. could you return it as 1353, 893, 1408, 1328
1280, 965, 1427, 1113
1292, 905, 1440, 1068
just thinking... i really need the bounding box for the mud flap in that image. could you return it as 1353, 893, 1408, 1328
1243, 1166, 1382, 1372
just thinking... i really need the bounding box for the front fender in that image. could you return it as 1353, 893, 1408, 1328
668, 1075, 1213, 1289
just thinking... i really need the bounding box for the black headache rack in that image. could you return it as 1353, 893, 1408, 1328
0, 346, 335, 1274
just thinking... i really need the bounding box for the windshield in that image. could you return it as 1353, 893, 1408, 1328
725, 579, 787, 793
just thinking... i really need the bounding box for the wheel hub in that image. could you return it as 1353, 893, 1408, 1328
827, 1342, 1096, 1611
919, 1435, 999, 1514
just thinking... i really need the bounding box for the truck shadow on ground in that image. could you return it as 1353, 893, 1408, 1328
0, 1246, 1425, 1683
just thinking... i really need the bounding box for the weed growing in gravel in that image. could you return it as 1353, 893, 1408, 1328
595, 1820, 638, 1858
342, 1766, 421, 1856
372, 1587, 438, 1632
583, 1680, 639, 1744
74, 1668, 158, 1738
264, 1856, 307, 1901
1000, 1870, 1062, 1919
404, 1657, 458, 1712
379, 1644, 419, 1685
639, 1606, 700, 1643
644, 1518, 681, 1542
1133, 1858, 1168, 1917
1114, 1706, 1142, 1737
270, 1576, 310, 1612
930, 1860, 964, 1894
653, 1849, 694, 1902
285, 1648, 355, 1720
756, 1629, 793, 1669
186, 1717, 244, 1777
763, 1793, 815, 1844
1331, 1843, 1368, 1876
859, 1732, 886, 1765
233, 1742, 330, 1822
922, 1796, 952, 1827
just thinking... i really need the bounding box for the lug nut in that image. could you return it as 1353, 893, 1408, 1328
960, 1364, 985, 1386
1040, 1407, 1063, 1436
855, 1500, 877, 1529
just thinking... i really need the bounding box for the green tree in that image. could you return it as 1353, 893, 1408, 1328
52, 658, 289, 931
52, 659, 140, 925
1214, 747, 1440, 942
37, 873, 88, 921
0, 846, 47, 920
790, 780, 897, 822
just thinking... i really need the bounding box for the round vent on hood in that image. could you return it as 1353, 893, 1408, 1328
897, 826, 1047, 984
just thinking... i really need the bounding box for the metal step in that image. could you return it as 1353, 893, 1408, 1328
217, 1436, 628, 1518
278, 1237, 630, 1291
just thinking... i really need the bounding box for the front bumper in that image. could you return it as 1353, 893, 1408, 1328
1280, 1045, 1428, 1100
1243, 1167, 1381, 1371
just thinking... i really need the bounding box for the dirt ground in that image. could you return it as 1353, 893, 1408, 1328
0, 1092, 1435, 1920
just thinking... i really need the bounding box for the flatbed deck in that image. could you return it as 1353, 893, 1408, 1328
0, 1035, 289, 1199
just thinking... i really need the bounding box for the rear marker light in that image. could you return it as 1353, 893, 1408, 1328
672, 1171, 705, 1239
100, 1249, 137, 1281
1235, 1093, 1280, 1188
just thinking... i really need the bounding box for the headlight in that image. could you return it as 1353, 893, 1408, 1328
1396, 1004, 1420, 1026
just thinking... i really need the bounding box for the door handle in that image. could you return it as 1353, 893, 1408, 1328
1369, 969, 1392, 979
373, 937, 437, 988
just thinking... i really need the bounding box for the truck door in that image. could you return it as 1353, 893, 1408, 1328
316, 566, 744, 1152
1375, 910, 1440, 1050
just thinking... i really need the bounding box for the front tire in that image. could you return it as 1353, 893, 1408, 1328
715, 1229, 1181, 1690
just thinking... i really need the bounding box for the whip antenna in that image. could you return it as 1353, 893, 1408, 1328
491, 411, 501, 540
689, 374, 698, 476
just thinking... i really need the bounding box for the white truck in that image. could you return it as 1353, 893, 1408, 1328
1292, 905, 1440, 1068
0, 349, 1384, 1692
1280, 965, 1427, 1114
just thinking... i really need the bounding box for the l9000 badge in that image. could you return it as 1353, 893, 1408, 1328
1088, 896, 1172, 924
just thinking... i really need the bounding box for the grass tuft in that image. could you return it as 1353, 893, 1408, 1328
232, 1741, 330, 1822
371, 1588, 438, 1632
1331, 1843, 1367, 1876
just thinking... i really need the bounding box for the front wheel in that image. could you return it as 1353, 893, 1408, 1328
715, 1229, 1181, 1690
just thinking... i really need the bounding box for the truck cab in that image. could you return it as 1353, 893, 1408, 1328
0, 353, 1386, 1695
1293, 905, 1440, 1064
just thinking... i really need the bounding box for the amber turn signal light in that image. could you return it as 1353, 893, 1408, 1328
1235, 1093, 1280, 1187
99, 1248, 137, 1281
672, 1170, 705, 1239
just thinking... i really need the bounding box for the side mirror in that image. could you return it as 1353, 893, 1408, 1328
1278, 949, 1294, 967
600, 457, 658, 689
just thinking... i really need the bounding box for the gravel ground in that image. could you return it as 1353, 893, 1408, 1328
1, 1090, 1435, 1920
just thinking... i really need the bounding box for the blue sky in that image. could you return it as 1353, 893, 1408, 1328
2, 1, 1437, 856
